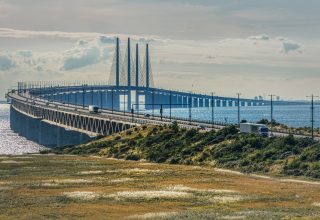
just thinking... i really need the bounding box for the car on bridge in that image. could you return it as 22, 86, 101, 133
88, 105, 99, 114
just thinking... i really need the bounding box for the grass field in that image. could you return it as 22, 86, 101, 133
1, 154, 320, 219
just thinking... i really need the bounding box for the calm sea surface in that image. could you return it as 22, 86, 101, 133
0, 103, 319, 155
145, 104, 320, 128
0, 104, 44, 155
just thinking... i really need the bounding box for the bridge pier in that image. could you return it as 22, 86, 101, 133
222, 100, 227, 107
199, 98, 203, 107
216, 99, 221, 107
205, 98, 209, 107
193, 97, 198, 108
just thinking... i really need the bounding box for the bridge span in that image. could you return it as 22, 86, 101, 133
5, 38, 311, 147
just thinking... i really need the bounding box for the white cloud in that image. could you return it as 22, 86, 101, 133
62, 46, 100, 70
0, 54, 15, 70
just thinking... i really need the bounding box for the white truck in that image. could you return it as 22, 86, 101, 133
88, 105, 99, 114
240, 123, 269, 137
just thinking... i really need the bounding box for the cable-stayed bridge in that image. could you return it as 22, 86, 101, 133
6, 37, 309, 147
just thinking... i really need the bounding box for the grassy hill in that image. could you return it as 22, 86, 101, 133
45, 123, 320, 179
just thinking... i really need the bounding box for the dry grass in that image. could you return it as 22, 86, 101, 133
0, 154, 320, 219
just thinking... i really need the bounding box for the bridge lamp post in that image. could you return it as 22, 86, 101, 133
307, 94, 318, 140
269, 94, 276, 136
188, 93, 192, 125
100, 90, 103, 110
131, 104, 134, 123
160, 104, 163, 121
211, 92, 215, 129
75, 91, 78, 107
91, 87, 94, 105
111, 89, 114, 113
169, 91, 172, 121
237, 93, 242, 127
152, 91, 155, 117
67, 84, 70, 107
82, 87, 85, 109
123, 90, 126, 115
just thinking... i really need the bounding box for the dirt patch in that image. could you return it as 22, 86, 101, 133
63, 191, 101, 200
106, 190, 191, 200
78, 170, 103, 175
1, 160, 30, 164
209, 195, 243, 203
109, 178, 134, 183
127, 211, 178, 219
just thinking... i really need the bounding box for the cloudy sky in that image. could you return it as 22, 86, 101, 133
0, 0, 320, 99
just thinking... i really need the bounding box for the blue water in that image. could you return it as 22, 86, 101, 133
143, 105, 320, 128
0, 103, 319, 155
0, 104, 44, 155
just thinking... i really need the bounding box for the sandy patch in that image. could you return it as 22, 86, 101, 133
312, 202, 320, 207
214, 168, 244, 176
89, 156, 103, 159
209, 195, 243, 203
43, 179, 93, 184
0, 186, 13, 190
109, 178, 134, 183
279, 178, 320, 185
221, 216, 246, 220
63, 191, 101, 200
119, 168, 162, 173
0, 181, 12, 185
0, 156, 9, 159
1, 160, 30, 164
12, 156, 33, 159
127, 212, 178, 219
250, 174, 272, 179
167, 185, 238, 194
106, 190, 191, 200
41, 183, 59, 187
78, 170, 103, 175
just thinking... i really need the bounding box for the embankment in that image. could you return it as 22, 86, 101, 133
44, 123, 320, 179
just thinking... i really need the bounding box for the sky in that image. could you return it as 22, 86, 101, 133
0, 0, 320, 100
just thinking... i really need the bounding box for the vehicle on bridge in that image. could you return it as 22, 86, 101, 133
88, 105, 99, 114
240, 123, 269, 137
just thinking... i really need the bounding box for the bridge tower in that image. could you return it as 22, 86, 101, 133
135, 43, 139, 110
116, 37, 120, 86
146, 43, 150, 89
127, 38, 132, 111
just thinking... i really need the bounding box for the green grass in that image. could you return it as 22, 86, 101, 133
44, 123, 320, 179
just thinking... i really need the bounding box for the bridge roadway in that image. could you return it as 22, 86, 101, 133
8, 91, 225, 137
8, 90, 318, 142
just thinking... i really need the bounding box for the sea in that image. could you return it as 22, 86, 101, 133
0, 104, 45, 155
0, 103, 319, 155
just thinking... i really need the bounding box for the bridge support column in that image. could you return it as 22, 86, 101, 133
199, 98, 203, 107
216, 100, 221, 107
183, 96, 188, 108
205, 98, 209, 107
222, 100, 227, 107
193, 97, 198, 108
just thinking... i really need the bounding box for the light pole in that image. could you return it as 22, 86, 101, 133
100, 90, 103, 110
237, 93, 242, 127
152, 91, 155, 117
111, 89, 114, 113
189, 93, 192, 125
211, 92, 215, 129
169, 91, 172, 121
269, 94, 276, 136
307, 94, 318, 140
